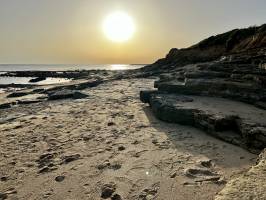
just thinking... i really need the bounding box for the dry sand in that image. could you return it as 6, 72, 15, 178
0, 78, 257, 200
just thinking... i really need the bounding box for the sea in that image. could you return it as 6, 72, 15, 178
0, 64, 144, 86
0, 64, 144, 72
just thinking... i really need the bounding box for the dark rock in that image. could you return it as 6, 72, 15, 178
82, 134, 94, 141
111, 194, 122, 200
101, 183, 116, 199
7, 92, 29, 98
32, 88, 45, 93
55, 176, 65, 182
17, 100, 42, 105
140, 90, 158, 103
107, 122, 115, 126
97, 161, 121, 171
0, 192, 7, 200
48, 90, 88, 100
170, 171, 177, 178
109, 163, 122, 170
0, 177, 8, 182
0, 103, 11, 109
140, 93, 266, 151
199, 159, 213, 168
143, 24, 266, 70
36, 153, 55, 169
118, 146, 125, 151
62, 154, 80, 164
75, 79, 103, 90
97, 161, 111, 170
185, 168, 218, 178
29, 77, 46, 83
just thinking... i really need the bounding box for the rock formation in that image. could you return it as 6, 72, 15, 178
140, 24, 266, 199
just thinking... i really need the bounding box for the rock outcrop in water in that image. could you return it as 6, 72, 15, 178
140, 24, 266, 199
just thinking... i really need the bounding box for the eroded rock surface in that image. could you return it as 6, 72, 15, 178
140, 24, 266, 200
215, 150, 266, 200
140, 93, 266, 151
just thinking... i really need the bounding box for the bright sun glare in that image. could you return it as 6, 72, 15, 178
103, 11, 135, 43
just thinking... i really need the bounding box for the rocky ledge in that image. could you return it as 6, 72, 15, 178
140, 24, 266, 199
140, 54, 266, 152
140, 92, 266, 152
140, 24, 266, 152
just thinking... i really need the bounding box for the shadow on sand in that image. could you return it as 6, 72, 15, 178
142, 106, 256, 169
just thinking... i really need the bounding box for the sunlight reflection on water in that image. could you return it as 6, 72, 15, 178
110, 64, 130, 70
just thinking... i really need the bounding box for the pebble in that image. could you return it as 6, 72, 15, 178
118, 146, 125, 151
107, 122, 115, 126
170, 171, 177, 178
101, 183, 116, 199
62, 154, 81, 164
0, 177, 8, 182
111, 194, 122, 200
55, 176, 65, 182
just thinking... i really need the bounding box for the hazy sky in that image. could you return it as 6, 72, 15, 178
0, 0, 265, 64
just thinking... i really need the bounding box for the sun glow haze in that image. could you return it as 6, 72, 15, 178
103, 11, 135, 43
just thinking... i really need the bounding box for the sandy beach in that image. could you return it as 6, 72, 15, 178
0, 78, 257, 200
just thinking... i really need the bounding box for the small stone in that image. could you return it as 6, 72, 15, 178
97, 161, 110, 170
199, 159, 213, 168
63, 154, 80, 164
132, 140, 139, 144
110, 163, 122, 170
38, 166, 50, 174
152, 139, 158, 144
82, 135, 94, 141
111, 194, 122, 200
0, 192, 7, 200
9, 161, 16, 166
108, 122, 115, 126
170, 171, 177, 178
118, 146, 125, 151
101, 183, 116, 199
55, 176, 65, 182
0, 177, 8, 182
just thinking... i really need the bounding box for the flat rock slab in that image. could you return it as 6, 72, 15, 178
141, 92, 266, 151
48, 90, 88, 100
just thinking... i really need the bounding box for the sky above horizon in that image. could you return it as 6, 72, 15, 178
0, 0, 265, 64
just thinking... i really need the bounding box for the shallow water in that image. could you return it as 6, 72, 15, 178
0, 64, 144, 72
0, 77, 70, 85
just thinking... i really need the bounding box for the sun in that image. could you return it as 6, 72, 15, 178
103, 11, 135, 43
